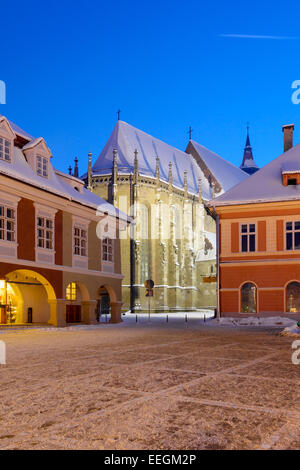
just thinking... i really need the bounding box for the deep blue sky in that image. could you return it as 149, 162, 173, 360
1, 0, 300, 175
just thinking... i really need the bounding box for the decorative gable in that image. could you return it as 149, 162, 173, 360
22, 138, 52, 178
0, 117, 16, 163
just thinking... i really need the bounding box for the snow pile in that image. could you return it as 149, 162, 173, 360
211, 316, 296, 327
280, 323, 300, 337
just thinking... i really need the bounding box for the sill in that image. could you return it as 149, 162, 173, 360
0, 240, 18, 246
36, 247, 55, 253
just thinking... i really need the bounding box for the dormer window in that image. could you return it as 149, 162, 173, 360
0, 137, 11, 162
37, 155, 48, 178
282, 164, 300, 186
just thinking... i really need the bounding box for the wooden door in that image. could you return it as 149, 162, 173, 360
66, 305, 81, 323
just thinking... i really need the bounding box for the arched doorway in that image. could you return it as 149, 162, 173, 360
286, 282, 300, 312
97, 286, 111, 322
65, 282, 90, 323
1, 269, 56, 324
241, 282, 257, 313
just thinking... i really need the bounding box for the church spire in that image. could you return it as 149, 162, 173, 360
240, 124, 259, 175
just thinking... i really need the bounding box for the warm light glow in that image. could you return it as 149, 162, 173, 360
0, 279, 5, 289
66, 282, 77, 301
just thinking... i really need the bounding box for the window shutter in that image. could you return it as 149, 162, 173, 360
276, 220, 284, 251
231, 222, 239, 253
258, 221, 266, 251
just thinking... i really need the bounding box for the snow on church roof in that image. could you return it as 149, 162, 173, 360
0, 116, 130, 222
189, 140, 248, 192
92, 120, 213, 199
209, 143, 300, 207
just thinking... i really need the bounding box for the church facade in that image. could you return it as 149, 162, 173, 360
83, 120, 247, 313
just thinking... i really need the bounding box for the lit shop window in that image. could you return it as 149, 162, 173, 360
0, 137, 11, 162
241, 224, 256, 252
0, 206, 15, 241
102, 237, 113, 262
37, 217, 53, 249
66, 282, 77, 301
37, 155, 48, 178
74, 227, 87, 256
286, 221, 300, 250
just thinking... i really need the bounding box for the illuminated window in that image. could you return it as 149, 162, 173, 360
0, 205, 15, 241
0, 137, 11, 162
241, 224, 256, 252
66, 282, 77, 300
37, 155, 48, 178
102, 238, 113, 262
74, 227, 87, 256
37, 217, 53, 249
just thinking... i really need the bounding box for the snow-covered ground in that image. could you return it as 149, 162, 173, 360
280, 323, 300, 337
210, 316, 296, 328
0, 323, 298, 450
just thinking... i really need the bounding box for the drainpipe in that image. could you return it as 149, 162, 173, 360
215, 212, 220, 319
205, 204, 220, 319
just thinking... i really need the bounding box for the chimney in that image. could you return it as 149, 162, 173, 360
282, 124, 294, 152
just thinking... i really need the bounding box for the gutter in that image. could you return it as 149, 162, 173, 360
207, 205, 220, 319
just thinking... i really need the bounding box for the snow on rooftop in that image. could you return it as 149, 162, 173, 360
92, 121, 212, 199
189, 140, 248, 192
0, 117, 130, 222
209, 143, 300, 207
8, 120, 34, 141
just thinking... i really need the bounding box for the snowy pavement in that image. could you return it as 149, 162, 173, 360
0, 321, 299, 449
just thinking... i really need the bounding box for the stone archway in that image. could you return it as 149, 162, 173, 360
64, 281, 92, 324
98, 285, 122, 323
3, 269, 56, 324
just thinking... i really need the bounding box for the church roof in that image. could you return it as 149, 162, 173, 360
209, 143, 300, 207
188, 140, 248, 192
92, 121, 246, 199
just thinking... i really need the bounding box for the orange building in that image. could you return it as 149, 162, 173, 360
208, 124, 300, 318
0, 115, 130, 326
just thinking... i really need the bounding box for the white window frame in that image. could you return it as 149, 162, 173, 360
74, 226, 88, 257
37, 216, 54, 250
285, 221, 300, 251
36, 154, 48, 178
0, 194, 20, 259
72, 216, 89, 269
102, 237, 114, 263
240, 222, 256, 253
34, 204, 57, 265
0, 136, 12, 162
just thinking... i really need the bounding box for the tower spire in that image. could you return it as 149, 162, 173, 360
74, 157, 79, 178
87, 152, 92, 190
240, 124, 259, 175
